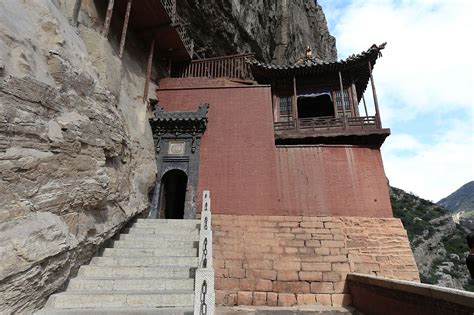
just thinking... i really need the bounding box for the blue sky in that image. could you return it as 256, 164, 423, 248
318, 0, 474, 201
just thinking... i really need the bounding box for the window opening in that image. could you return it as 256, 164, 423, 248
279, 96, 293, 122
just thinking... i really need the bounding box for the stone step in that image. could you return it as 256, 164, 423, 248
102, 247, 198, 257
36, 307, 193, 315
91, 256, 199, 267
67, 278, 194, 291
132, 221, 200, 230
124, 227, 200, 236
78, 266, 195, 279
46, 290, 194, 309
112, 240, 199, 249
134, 219, 200, 225
119, 233, 199, 242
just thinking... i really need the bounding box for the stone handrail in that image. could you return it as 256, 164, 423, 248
194, 191, 215, 315
347, 273, 474, 314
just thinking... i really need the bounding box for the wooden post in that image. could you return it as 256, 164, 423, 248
292, 76, 298, 130
103, 0, 115, 37
167, 57, 172, 77
119, 0, 133, 58
338, 71, 347, 128
72, 0, 83, 27
351, 82, 359, 116
362, 94, 369, 118
143, 37, 155, 103
332, 91, 338, 118
368, 61, 382, 128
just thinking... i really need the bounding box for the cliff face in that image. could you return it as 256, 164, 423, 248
0, 0, 156, 312
178, 0, 337, 63
0, 0, 336, 313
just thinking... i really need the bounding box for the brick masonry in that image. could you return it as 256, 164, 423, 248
212, 214, 419, 307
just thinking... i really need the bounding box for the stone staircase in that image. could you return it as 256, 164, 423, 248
38, 219, 200, 315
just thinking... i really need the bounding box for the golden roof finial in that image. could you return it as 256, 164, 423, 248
306, 46, 313, 58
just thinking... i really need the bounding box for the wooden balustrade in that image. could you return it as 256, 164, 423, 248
172, 53, 255, 80
274, 115, 379, 134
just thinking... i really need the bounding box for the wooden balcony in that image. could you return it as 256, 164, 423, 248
274, 116, 390, 146
172, 53, 255, 81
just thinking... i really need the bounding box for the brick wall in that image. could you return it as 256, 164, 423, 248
212, 214, 419, 307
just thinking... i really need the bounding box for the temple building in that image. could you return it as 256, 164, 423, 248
151, 43, 392, 220
148, 44, 426, 307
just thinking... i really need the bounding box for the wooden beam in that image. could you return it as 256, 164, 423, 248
368, 61, 382, 128
103, 0, 115, 37
119, 0, 133, 58
72, 0, 83, 27
143, 37, 155, 103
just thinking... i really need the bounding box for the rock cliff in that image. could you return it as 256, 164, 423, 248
0, 0, 336, 313
178, 0, 337, 63
0, 0, 156, 313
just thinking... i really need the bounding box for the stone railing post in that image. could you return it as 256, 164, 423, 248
194, 190, 215, 315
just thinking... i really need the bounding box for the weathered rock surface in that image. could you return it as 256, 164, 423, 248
0, 0, 337, 313
178, 0, 337, 64
0, 0, 156, 313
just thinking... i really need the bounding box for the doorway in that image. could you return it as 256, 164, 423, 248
297, 94, 335, 118
159, 169, 188, 219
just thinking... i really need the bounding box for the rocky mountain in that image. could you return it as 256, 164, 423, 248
0, 1, 337, 313
438, 181, 474, 213
177, 0, 337, 64
390, 186, 473, 291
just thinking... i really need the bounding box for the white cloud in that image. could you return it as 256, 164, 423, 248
382, 122, 474, 201
320, 0, 474, 200
333, 0, 474, 121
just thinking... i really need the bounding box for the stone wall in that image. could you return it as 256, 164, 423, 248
0, 0, 157, 312
348, 273, 474, 315
212, 215, 419, 307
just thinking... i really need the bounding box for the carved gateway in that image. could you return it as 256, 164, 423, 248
148, 103, 209, 219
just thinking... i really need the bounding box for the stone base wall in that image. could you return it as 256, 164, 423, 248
212, 214, 419, 307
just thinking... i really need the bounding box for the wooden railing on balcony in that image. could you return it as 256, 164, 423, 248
172, 53, 255, 81
274, 115, 380, 134
161, 0, 194, 57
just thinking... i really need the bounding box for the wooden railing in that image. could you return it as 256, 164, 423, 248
160, 0, 194, 57
274, 120, 296, 131
274, 115, 380, 133
172, 53, 255, 80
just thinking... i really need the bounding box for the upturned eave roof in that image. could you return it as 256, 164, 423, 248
248, 43, 386, 101
249, 43, 386, 77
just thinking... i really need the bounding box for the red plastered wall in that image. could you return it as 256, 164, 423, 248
156, 78, 392, 218
275, 146, 392, 217
157, 79, 280, 215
